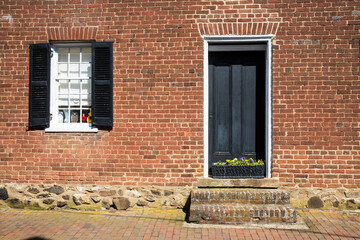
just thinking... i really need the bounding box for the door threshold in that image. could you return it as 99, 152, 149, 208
197, 177, 279, 189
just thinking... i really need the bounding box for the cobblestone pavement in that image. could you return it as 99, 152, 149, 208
0, 207, 359, 240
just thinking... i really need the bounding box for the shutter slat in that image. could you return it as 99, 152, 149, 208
92, 42, 113, 127
29, 44, 50, 128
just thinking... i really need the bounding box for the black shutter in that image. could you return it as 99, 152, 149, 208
28, 43, 51, 128
92, 42, 113, 127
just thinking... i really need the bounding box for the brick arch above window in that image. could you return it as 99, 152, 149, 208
197, 22, 279, 36
46, 27, 98, 41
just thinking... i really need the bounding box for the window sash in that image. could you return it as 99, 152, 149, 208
47, 45, 97, 132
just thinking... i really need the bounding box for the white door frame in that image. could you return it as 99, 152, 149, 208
203, 35, 274, 178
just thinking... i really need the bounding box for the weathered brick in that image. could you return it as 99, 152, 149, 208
191, 189, 291, 205
189, 203, 297, 224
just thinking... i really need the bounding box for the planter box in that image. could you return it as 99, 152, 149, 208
212, 165, 265, 179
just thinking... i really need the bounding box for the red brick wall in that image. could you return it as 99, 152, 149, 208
272, 0, 360, 189
0, 0, 359, 188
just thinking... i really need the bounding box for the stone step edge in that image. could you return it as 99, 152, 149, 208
189, 204, 297, 224
191, 190, 290, 205
191, 203, 294, 208
197, 177, 280, 188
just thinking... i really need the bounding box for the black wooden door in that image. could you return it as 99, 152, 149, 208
209, 51, 265, 170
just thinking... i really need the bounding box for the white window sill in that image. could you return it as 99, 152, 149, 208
45, 124, 98, 133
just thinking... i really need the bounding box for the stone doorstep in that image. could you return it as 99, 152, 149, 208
191, 189, 290, 205
197, 177, 280, 188
189, 203, 297, 225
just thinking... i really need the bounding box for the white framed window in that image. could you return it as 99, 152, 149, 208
46, 43, 97, 132
29, 42, 113, 131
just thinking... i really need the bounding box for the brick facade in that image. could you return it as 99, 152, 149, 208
0, 0, 359, 188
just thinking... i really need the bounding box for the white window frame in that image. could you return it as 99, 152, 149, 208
45, 43, 98, 133
203, 35, 273, 178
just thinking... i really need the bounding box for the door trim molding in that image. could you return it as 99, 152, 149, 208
203, 35, 273, 178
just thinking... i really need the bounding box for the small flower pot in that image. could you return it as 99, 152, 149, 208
212, 165, 265, 179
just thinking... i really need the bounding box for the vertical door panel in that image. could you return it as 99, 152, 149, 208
242, 66, 256, 156
209, 65, 214, 162
214, 66, 231, 155
231, 65, 242, 155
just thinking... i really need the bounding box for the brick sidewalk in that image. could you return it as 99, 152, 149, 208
0, 208, 359, 240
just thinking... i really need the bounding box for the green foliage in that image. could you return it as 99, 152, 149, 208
214, 157, 264, 166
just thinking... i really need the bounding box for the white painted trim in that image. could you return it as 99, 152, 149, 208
45, 124, 98, 133
203, 40, 209, 178
265, 38, 273, 179
209, 44, 267, 52
203, 35, 273, 178
203, 35, 275, 41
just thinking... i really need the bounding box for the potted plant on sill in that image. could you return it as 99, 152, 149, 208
212, 157, 265, 179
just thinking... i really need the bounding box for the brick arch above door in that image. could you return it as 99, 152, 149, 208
197, 22, 280, 36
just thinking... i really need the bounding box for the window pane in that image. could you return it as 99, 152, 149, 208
69, 63, 79, 78
58, 49, 68, 62
70, 95, 80, 106
70, 48, 80, 62
58, 80, 69, 94
58, 63, 68, 78
81, 109, 90, 123
70, 110, 80, 123
58, 109, 69, 123
70, 80, 80, 94
82, 48, 91, 63
81, 94, 91, 106
58, 95, 69, 106
80, 63, 91, 78
81, 80, 90, 94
